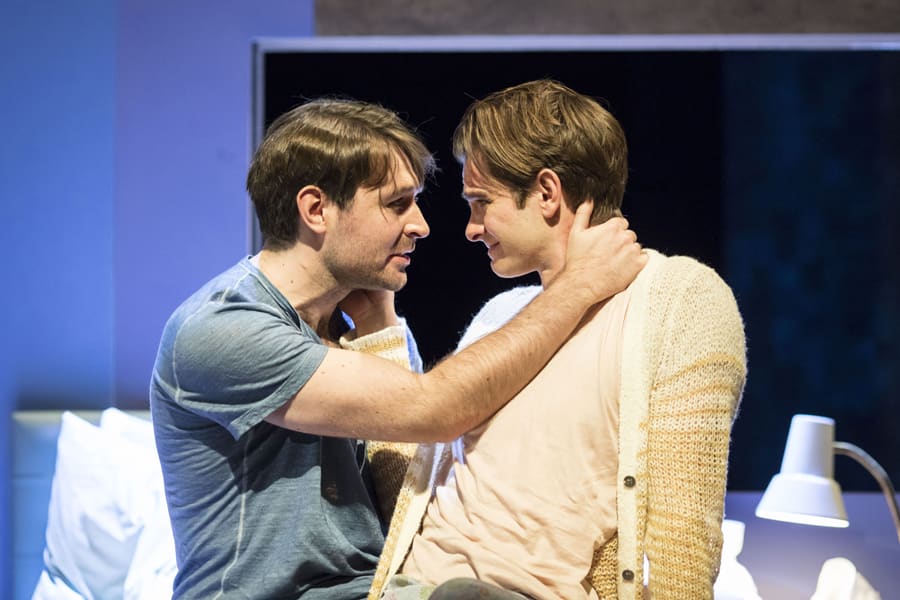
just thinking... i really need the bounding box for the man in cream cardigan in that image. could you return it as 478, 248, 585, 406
367, 80, 747, 599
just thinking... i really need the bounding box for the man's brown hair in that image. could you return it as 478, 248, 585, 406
248, 98, 436, 250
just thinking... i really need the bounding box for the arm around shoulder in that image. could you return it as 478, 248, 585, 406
267, 277, 596, 443
269, 209, 647, 444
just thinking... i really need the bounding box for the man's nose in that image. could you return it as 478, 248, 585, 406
465, 215, 483, 243
404, 203, 430, 239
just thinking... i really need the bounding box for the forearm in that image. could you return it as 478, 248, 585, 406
274, 275, 599, 443
418, 210, 644, 437
274, 212, 644, 442
421, 272, 598, 438
644, 266, 747, 597
645, 385, 738, 597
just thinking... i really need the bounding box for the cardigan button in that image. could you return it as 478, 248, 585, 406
624, 475, 636, 488
622, 569, 635, 581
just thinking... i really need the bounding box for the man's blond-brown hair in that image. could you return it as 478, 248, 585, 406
453, 79, 627, 224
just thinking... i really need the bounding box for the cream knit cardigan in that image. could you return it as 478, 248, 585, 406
363, 251, 747, 600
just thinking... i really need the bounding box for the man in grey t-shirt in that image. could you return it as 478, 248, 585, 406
150, 97, 646, 599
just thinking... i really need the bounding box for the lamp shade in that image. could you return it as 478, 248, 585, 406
755, 414, 849, 528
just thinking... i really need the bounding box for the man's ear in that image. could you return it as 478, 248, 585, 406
297, 185, 328, 234
536, 168, 563, 220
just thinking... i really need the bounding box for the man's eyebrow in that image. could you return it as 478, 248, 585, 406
386, 185, 421, 199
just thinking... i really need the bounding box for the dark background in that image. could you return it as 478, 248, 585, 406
260, 48, 900, 491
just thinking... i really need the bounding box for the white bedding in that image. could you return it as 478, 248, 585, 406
17, 409, 176, 600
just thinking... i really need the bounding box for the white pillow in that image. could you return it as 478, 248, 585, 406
100, 408, 157, 450
99, 409, 177, 600
31, 569, 85, 600
35, 411, 174, 600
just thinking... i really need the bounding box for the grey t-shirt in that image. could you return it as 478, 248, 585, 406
150, 257, 383, 599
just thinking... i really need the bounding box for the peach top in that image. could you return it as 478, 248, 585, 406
402, 287, 631, 599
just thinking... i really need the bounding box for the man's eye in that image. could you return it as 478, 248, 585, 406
464, 197, 490, 210
389, 198, 412, 211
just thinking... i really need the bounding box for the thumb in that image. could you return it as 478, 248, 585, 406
572, 200, 594, 233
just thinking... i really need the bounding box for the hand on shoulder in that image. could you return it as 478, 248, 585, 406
558, 202, 648, 302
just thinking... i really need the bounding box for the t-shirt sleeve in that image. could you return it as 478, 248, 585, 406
167, 301, 328, 439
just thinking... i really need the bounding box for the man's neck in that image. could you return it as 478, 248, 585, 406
537, 224, 571, 289
255, 247, 346, 338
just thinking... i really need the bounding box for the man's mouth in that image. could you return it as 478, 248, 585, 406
390, 250, 413, 264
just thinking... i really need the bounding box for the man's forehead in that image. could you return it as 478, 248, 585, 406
380, 147, 422, 194
462, 158, 485, 187
371, 177, 421, 200
462, 158, 498, 197
356, 169, 421, 205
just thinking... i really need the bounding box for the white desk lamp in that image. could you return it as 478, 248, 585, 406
755, 414, 900, 543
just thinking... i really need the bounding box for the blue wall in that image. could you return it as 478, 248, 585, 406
1, 1, 313, 594
2, 2, 116, 595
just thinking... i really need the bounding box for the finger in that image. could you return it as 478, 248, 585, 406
572, 200, 594, 233
612, 216, 629, 231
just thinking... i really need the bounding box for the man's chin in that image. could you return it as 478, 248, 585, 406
490, 261, 525, 280
383, 272, 408, 292
347, 272, 407, 293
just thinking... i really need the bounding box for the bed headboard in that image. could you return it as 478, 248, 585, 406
11, 410, 151, 600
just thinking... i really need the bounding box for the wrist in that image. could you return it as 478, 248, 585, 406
339, 324, 410, 367
349, 312, 400, 337
544, 269, 596, 307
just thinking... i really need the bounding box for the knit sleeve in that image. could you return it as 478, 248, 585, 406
339, 321, 419, 524
643, 259, 747, 599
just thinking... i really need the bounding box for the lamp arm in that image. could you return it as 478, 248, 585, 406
833, 441, 900, 544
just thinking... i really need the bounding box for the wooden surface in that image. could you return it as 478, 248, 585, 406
316, 0, 900, 35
